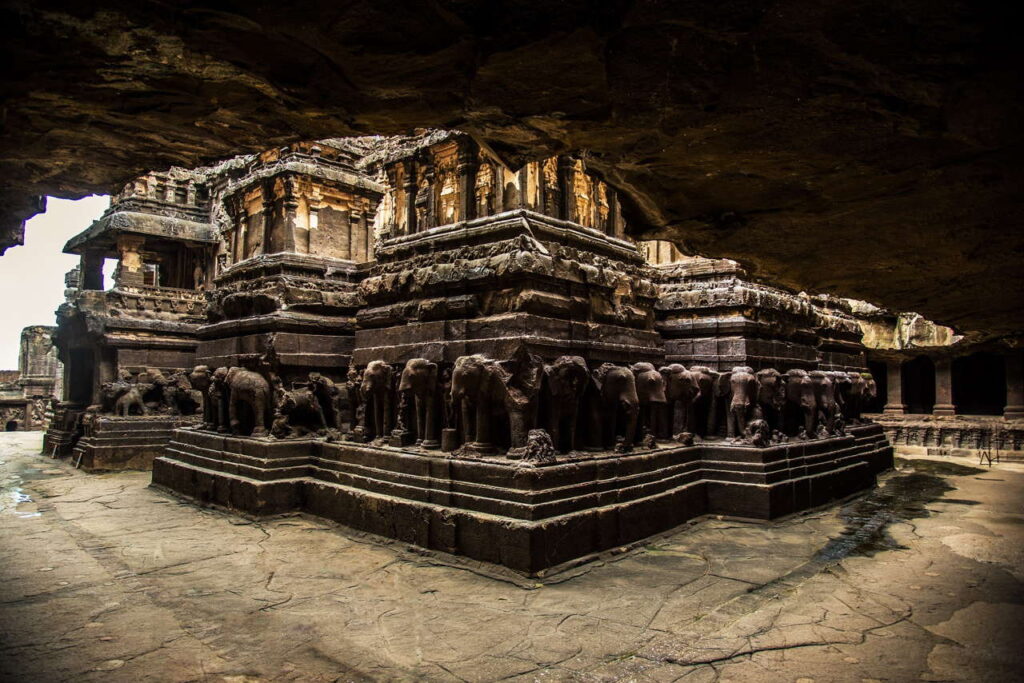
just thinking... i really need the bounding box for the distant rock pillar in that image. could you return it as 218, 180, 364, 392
882, 359, 906, 415
1004, 352, 1024, 420
933, 358, 955, 416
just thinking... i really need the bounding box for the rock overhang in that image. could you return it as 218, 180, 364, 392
1, 0, 1021, 338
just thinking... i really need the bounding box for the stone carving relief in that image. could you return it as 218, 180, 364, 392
189, 355, 875, 454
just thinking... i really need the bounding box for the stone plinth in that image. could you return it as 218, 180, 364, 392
153, 424, 892, 575
72, 415, 200, 471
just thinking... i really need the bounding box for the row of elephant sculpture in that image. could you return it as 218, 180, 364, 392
184, 352, 876, 456
97, 369, 202, 417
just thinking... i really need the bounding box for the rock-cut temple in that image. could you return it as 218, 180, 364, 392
44, 132, 905, 575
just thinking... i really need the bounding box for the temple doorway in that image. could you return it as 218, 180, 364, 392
902, 356, 935, 414
953, 352, 1006, 415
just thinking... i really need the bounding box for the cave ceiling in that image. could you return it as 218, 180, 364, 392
1, 1, 1021, 337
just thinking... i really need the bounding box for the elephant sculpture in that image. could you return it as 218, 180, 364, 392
138, 368, 168, 412
189, 365, 218, 429
309, 372, 343, 431
543, 355, 589, 453
659, 364, 701, 439
344, 367, 363, 433
398, 358, 440, 448
783, 369, 816, 436
163, 371, 201, 416
360, 360, 394, 441
272, 383, 327, 438
631, 362, 667, 440
451, 349, 543, 454
225, 366, 272, 437
589, 363, 639, 451
754, 368, 786, 432
210, 367, 230, 432
101, 380, 148, 417
689, 366, 720, 438
843, 371, 867, 423
862, 372, 878, 417
829, 371, 852, 422
726, 366, 758, 439
810, 370, 839, 435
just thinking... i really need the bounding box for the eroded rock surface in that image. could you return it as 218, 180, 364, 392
2, 2, 1022, 337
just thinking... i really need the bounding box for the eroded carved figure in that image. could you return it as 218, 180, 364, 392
631, 362, 667, 440
225, 367, 272, 437
360, 360, 394, 441
590, 363, 639, 451
543, 355, 588, 453
659, 364, 701, 440
399, 358, 439, 448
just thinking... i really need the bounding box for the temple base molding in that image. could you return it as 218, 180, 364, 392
153, 425, 893, 576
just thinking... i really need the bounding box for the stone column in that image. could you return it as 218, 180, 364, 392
557, 156, 575, 221
883, 359, 906, 415
79, 249, 105, 290
280, 175, 298, 253
607, 192, 620, 236
933, 358, 955, 416
423, 163, 436, 229
517, 167, 530, 210
457, 144, 479, 223
1004, 352, 1024, 420
115, 235, 146, 287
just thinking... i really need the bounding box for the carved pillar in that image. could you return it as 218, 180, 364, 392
518, 167, 529, 210
257, 183, 274, 255
607, 192, 619, 236
1004, 352, 1024, 420
403, 160, 417, 234
364, 202, 377, 261
79, 249, 105, 291
457, 145, 479, 223
423, 163, 436, 229
933, 358, 955, 416
557, 156, 575, 221
280, 175, 299, 253
115, 235, 146, 287
883, 359, 906, 415
351, 209, 366, 262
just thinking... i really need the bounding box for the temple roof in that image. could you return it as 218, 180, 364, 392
64, 206, 218, 255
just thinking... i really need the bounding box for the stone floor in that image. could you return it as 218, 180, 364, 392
1, 432, 1021, 682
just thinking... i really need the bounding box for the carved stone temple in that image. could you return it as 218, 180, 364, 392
47, 132, 900, 574
0, 326, 61, 432
44, 168, 214, 467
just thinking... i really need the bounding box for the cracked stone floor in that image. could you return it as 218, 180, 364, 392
1, 432, 1022, 682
